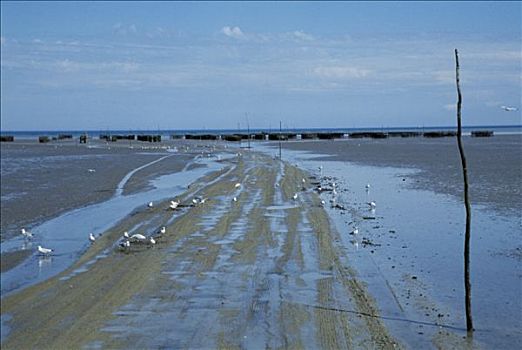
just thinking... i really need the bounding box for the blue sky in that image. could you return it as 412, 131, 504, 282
1, 1, 520, 131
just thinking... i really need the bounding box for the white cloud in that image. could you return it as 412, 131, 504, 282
113, 23, 138, 36
292, 30, 315, 41
313, 66, 370, 79
221, 26, 245, 39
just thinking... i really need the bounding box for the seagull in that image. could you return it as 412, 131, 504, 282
169, 200, 179, 210
293, 193, 298, 201
123, 231, 130, 238
366, 183, 371, 190
302, 178, 306, 184
233, 197, 237, 202
320, 200, 326, 206
500, 105, 518, 112
234, 183, 241, 188
200, 198, 207, 204
148, 201, 154, 208
149, 237, 156, 245
130, 233, 147, 241
37, 245, 53, 255
21, 228, 33, 239
192, 198, 198, 206
368, 201, 376, 209
350, 227, 359, 235
160, 226, 166, 234
87, 168, 96, 173
89, 233, 96, 243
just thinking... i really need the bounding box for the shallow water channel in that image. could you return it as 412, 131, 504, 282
1, 154, 229, 296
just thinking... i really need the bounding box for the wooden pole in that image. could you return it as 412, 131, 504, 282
455, 49, 473, 333
279, 121, 282, 160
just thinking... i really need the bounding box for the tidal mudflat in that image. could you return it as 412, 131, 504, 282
1, 140, 396, 349
1, 136, 520, 349
265, 134, 521, 348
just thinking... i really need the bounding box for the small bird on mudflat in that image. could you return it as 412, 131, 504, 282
37, 245, 53, 255
21, 228, 33, 239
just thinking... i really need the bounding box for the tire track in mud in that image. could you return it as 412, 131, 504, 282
2, 150, 401, 349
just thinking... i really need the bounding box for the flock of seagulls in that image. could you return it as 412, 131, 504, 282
27, 157, 384, 261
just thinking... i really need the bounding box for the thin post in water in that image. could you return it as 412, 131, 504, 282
455, 48, 474, 334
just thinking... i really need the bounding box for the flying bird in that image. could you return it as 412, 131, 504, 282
37, 245, 53, 255
501, 105, 518, 112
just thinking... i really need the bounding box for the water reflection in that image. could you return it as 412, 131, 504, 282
38, 256, 53, 272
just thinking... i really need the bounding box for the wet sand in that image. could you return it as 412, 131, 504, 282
2, 136, 516, 348
278, 134, 522, 215
1, 151, 401, 349
0, 140, 202, 244
267, 135, 521, 348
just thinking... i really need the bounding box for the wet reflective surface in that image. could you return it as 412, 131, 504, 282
259, 143, 522, 348
1, 155, 228, 295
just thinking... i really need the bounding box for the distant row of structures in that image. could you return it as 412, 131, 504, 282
0, 130, 494, 143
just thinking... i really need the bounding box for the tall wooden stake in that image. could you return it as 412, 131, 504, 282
279, 121, 282, 160
455, 49, 473, 333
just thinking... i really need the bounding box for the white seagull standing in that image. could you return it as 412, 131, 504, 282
234, 182, 241, 188
148, 201, 154, 208
366, 183, 371, 190
149, 237, 156, 245
350, 227, 359, 235
232, 196, 237, 202
160, 226, 166, 235
293, 193, 298, 201
21, 228, 33, 239
89, 233, 96, 243
37, 245, 53, 255
123, 231, 130, 238
169, 200, 179, 210
130, 233, 147, 241
368, 201, 376, 210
